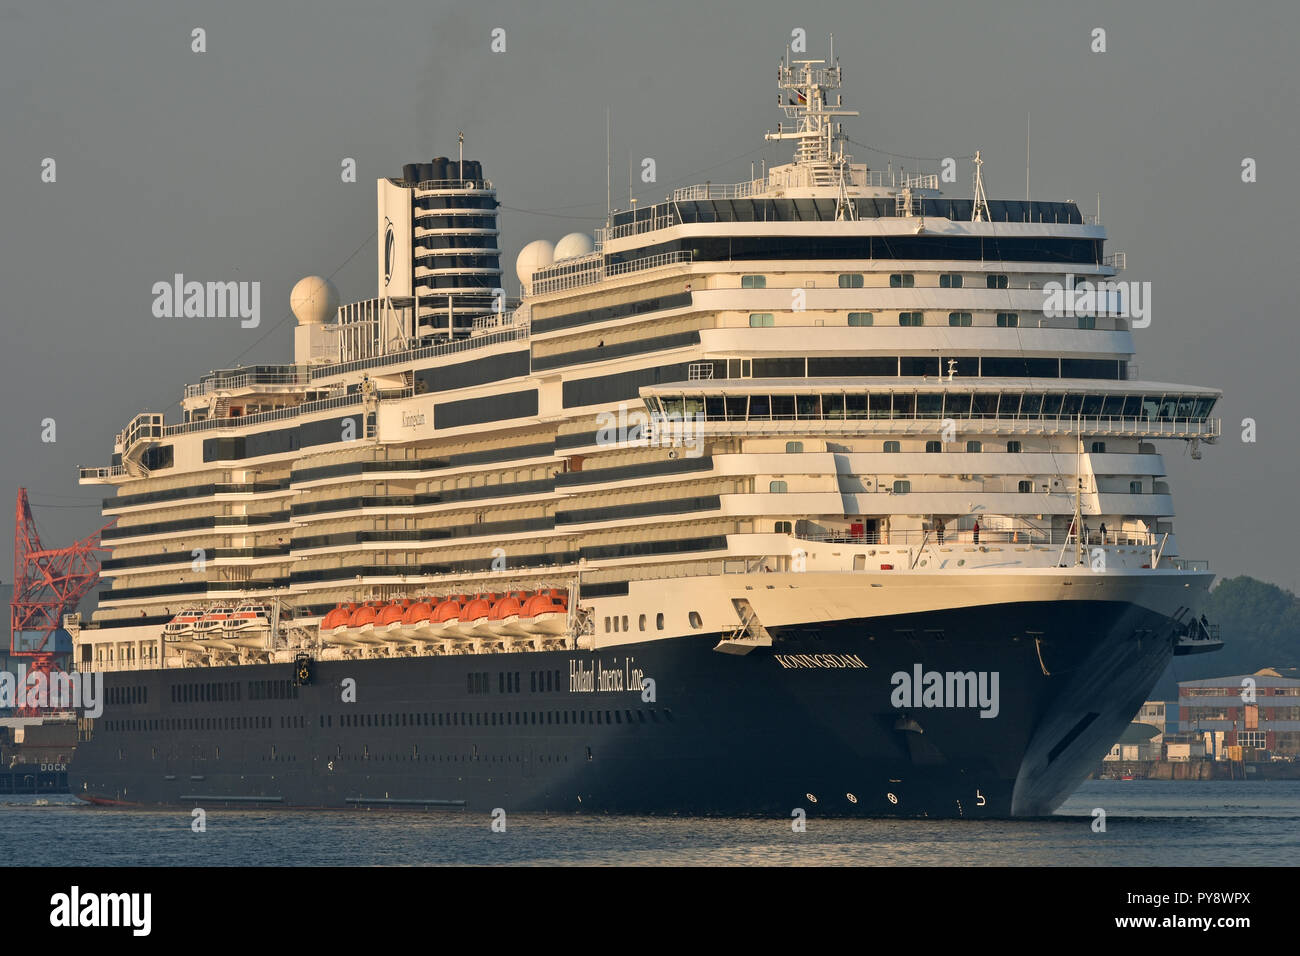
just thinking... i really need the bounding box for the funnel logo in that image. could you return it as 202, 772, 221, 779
383, 217, 395, 287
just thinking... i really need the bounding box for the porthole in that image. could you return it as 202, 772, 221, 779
688, 611, 703, 629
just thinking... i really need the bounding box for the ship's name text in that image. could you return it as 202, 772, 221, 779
774, 653, 868, 669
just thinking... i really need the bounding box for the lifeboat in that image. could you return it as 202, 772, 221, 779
326, 603, 361, 644
163, 607, 204, 642
398, 598, 436, 638
425, 595, 462, 638
377, 600, 412, 642
487, 591, 532, 637
522, 589, 569, 636
223, 603, 274, 648
223, 603, 272, 634
348, 602, 384, 643
194, 606, 234, 638
446, 593, 495, 638
320, 603, 349, 630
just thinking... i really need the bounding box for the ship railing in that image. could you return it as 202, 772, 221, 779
673, 178, 767, 202
680, 415, 1220, 439
1103, 252, 1127, 270
532, 249, 693, 296
163, 390, 395, 438
596, 213, 679, 244
412, 178, 493, 192
78, 464, 127, 480
795, 529, 1161, 547
184, 369, 310, 398
311, 325, 528, 379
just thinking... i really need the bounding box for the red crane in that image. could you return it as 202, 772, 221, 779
9, 488, 114, 713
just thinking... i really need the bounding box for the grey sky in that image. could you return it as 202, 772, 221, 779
1, 0, 1297, 590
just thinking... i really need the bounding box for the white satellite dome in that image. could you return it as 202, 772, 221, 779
514, 239, 556, 285
290, 275, 339, 325
554, 232, 595, 261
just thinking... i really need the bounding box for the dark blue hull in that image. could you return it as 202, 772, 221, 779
70, 599, 1183, 817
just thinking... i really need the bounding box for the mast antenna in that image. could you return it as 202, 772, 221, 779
971, 149, 990, 222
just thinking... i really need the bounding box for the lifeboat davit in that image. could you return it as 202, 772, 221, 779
522, 589, 569, 636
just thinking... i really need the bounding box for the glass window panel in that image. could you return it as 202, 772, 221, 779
1020, 393, 1044, 416
996, 393, 1022, 416
846, 394, 870, 419
944, 392, 972, 417
724, 396, 748, 420
847, 312, 873, 326
770, 395, 795, 419
1080, 395, 1104, 417
705, 396, 726, 420
821, 393, 845, 418
1121, 395, 1143, 417
869, 393, 892, 418
1101, 395, 1125, 416
796, 394, 821, 419
893, 393, 915, 417
1041, 393, 1064, 416
1061, 394, 1084, 416
971, 393, 999, 417
916, 393, 944, 418
899, 357, 939, 377
749, 395, 771, 419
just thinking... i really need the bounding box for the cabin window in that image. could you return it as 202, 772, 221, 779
1006, 440, 1023, 453
741, 275, 766, 288
883, 441, 900, 453
899, 312, 924, 327
925, 441, 942, 453
785, 441, 803, 453
892, 480, 911, 494
847, 312, 873, 326
890, 273, 915, 288
838, 274, 864, 288
689, 612, 703, 629
948, 312, 973, 327
775, 521, 793, 533
656, 613, 664, 630
1130, 480, 1143, 494
639, 614, 647, 632
1078, 315, 1097, 330
940, 273, 963, 288
1018, 480, 1034, 493
622, 615, 629, 631
997, 312, 1019, 327
769, 480, 788, 493
748, 313, 775, 328
604, 616, 611, 633
987, 274, 1008, 289
966, 440, 982, 453
1091, 441, 1106, 453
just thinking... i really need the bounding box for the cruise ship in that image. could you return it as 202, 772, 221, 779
67, 45, 1223, 817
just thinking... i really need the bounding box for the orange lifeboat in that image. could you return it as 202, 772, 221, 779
428, 595, 465, 638
399, 597, 435, 638
487, 591, 530, 637
448, 593, 495, 638
522, 590, 569, 636
376, 600, 410, 641
320, 603, 348, 630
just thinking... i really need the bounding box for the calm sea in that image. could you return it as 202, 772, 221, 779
5, 781, 1298, 866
